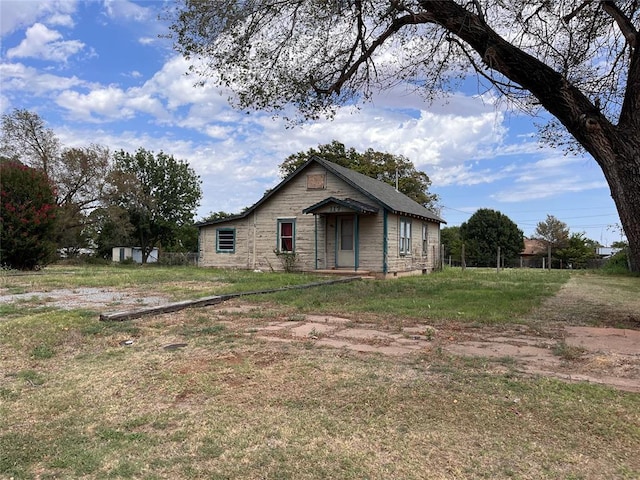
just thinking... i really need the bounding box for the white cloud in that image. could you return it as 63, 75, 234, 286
56, 86, 130, 121
47, 13, 75, 28
0, 62, 85, 95
0, 0, 78, 35
0, 93, 10, 113
102, 0, 151, 22
144, 56, 227, 111
7, 23, 85, 62
492, 179, 608, 202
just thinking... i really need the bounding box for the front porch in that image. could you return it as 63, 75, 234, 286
303, 196, 380, 272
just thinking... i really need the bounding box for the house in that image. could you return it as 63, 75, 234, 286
596, 247, 622, 258
519, 238, 546, 268
197, 156, 445, 277
112, 246, 158, 264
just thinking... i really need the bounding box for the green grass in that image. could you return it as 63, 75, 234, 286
1, 266, 639, 479
260, 268, 571, 323
0, 264, 322, 300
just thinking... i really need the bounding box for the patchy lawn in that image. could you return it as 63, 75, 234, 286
1, 267, 639, 479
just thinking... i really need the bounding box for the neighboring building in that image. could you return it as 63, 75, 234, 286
197, 156, 445, 277
596, 247, 622, 258
112, 247, 158, 264
520, 238, 546, 268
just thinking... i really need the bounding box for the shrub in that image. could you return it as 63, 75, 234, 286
602, 250, 631, 274
0, 160, 58, 270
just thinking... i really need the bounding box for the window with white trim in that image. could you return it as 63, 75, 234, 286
400, 218, 411, 255
216, 228, 236, 253
277, 219, 295, 253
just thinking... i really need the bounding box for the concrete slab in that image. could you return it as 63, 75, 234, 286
290, 322, 337, 338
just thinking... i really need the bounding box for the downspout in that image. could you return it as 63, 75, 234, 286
383, 209, 388, 274
314, 214, 318, 270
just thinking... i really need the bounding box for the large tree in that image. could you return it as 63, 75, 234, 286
440, 225, 463, 264
0, 159, 58, 269
110, 148, 202, 263
557, 232, 598, 268
281, 140, 438, 208
169, 1, 640, 271
535, 214, 570, 249
0, 110, 111, 253
460, 208, 524, 267
0, 109, 60, 181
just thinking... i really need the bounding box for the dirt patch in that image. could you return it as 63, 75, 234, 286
0, 287, 172, 311
225, 277, 640, 391
3, 277, 639, 391
243, 308, 640, 391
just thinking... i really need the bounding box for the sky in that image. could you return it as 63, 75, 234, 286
0, 0, 625, 246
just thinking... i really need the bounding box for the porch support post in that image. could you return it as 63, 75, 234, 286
334, 216, 338, 267
314, 214, 318, 270
354, 214, 360, 271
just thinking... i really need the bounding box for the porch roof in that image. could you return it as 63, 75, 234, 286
303, 197, 380, 215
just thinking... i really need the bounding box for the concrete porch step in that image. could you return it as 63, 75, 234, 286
313, 269, 372, 278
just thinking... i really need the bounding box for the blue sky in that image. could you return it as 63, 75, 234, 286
0, 0, 624, 246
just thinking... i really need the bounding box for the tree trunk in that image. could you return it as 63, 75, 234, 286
598, 141, 640, 272
421, 1, 640, 272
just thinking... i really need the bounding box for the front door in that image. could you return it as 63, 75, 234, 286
336, 216, 355, 268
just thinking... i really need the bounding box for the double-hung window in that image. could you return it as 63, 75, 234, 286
278, 219, 295, 253
216, 228, 236, 253
399, 218, 411, 255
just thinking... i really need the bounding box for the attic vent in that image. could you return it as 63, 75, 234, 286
307, 174, 326, 190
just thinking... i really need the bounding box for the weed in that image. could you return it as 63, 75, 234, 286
0, 387, 19, 401
1, 266, 638, 479
15, 369, 46, 386
552, 342, 587, 361
423, 326, 436, 340
31, 344, 55, 359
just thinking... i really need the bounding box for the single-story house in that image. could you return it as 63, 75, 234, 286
112, 246, 158, 264
520, 238, 547, 268
197, 156, 445, 277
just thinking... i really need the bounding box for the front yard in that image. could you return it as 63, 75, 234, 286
1, 266, 638, 479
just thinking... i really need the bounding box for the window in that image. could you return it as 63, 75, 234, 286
422, 224, 428, 256
278, 219, 295, 252
216, 228, 235, 253
400, 218, 411, 255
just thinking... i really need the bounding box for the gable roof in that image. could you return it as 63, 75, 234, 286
313, 157, 444, 223
303, 197, 380, 215
197, 156, 445, 226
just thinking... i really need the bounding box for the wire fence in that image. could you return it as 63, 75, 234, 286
157, 252, 198, 266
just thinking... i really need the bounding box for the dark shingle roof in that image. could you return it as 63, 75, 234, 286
302, 197, 379, 215
197, 155, 445, 227
313, 157, 445, 223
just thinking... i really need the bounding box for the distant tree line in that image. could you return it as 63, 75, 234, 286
1, 109, 202, 269
441, 210, 618, 269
